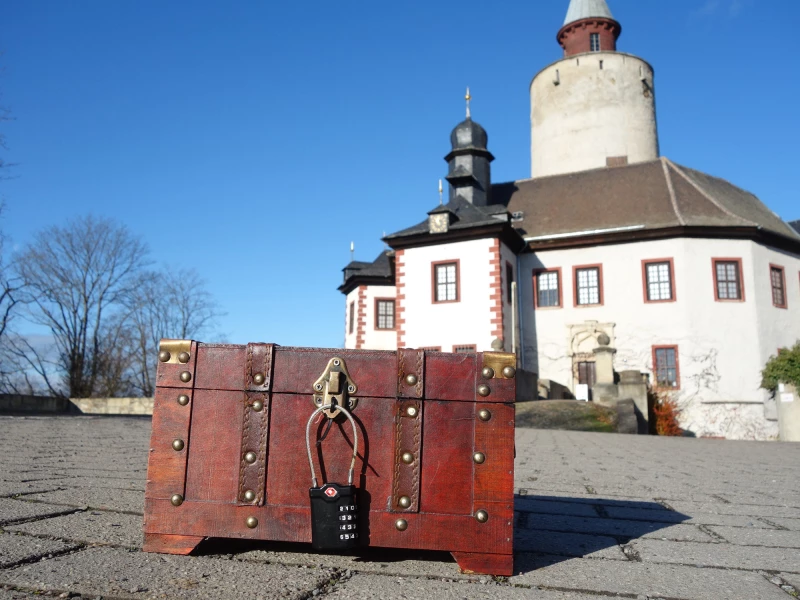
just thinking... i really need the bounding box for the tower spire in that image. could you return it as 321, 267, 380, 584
465, 87, 471, 119
558, 0, 621, 57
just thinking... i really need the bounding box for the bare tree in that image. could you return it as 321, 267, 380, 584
124, 267, 221, 397
13, 215, 150, 398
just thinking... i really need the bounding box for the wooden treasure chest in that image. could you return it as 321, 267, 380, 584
143, 340, 516, 576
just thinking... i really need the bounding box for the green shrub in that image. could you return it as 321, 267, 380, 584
761, 342, 800, 392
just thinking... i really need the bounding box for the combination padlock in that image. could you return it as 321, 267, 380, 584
306, 403, 361, 550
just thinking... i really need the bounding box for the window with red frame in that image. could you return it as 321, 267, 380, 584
714, 260, 742, 300
771, 266, 786, 307
653, 346, 679, 389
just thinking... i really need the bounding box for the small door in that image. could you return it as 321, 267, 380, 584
577, 361, 596, 387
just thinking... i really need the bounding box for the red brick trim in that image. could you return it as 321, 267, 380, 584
557, 17, 620, 57
355, 286, 367, 349
533, 267, 563, 309
431, 259, 460, 304
396, 250, 406, 348
652, 345, 681, 391
641, 258, 677, 304
770, 264, 788, 309
573, 264, 604, 307
374, 297, 396, 331
711, 258, 745, 302
489, 239, 504, 340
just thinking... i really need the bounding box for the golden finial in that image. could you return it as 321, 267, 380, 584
465, 86, 471, 119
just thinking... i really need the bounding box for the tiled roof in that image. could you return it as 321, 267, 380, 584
790, 220, 800, 235
385, 196, 508, 240
339, 250, 394, 294
564, 0, 614, 25
491, 157, 800, 243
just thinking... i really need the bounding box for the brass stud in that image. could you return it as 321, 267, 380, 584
395, 518, 408, 531
478, 409, 492, 422
475, 510, 489, 523
477, 384, 491, 397
170, 494, 184, 506
481, 366, 495, 379
401, 452, 414, 464
178, 351, 190, 364
179, 371, 192, 383
406, 406, 418, 418
253, 373, 265, 385
177, 394, 190, 406
244, 451, 257, 464
398, 495, 411, 508
243, 490, 256, 502
502, 366, 516, 379
473, 452, 486, 464
158, 350, 171, 363
405, 374, 418, 386
172, 439, 185, 452
246, 516, 258, 529
252, 400, 264, 412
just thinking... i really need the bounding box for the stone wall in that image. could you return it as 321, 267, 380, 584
69, 397, 154, 415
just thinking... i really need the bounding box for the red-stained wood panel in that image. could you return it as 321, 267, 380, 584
266, 394, 395, 510
424, 353, 477, 402
418, 401, 474, 515
473, 403, 515, 506
184, 389, 242, 503
144, 499, 509, 554
193, 345, 246, 391
145, 387, 193, 500
271, 348, 397, 398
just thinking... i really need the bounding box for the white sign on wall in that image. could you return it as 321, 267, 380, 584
780, 393, 795, 404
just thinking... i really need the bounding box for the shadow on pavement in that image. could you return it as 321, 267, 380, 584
185, 494, 688, 576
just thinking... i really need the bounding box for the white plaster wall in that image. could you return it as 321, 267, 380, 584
344, 287, 360, 350
519, 237, 800, 439
402, 238, 495, 352
530, 52, 659, 178
361, 285, 397, 351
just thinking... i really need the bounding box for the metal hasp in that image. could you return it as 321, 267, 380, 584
312, 356, 358, 418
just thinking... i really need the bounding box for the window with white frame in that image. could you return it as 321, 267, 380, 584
375, 299, 395, 330
645, 261, 673, 301
536, 271, 560, 307
576, 267, 601, 305
434, 262, 458, 302
590, 33, 601, 52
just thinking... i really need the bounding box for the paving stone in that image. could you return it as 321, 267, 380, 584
762, 516, 800, 531
780, 572, 800, 590
23, 488, 143, 514
514, 498, 598, 517
510, 554, 789, 599
0, 547, 331, 600
514, 529, 625, 559
0, 588, 48, 599
521, 514, 714, 542
0, 533, 80, 568
0, 482, 63, 498
706, 525, 800, 548
234, 544, 475, 580
326, 574, 608, 599
0, 499, 81, 525
7, 510, 142, 548
36, 477, 144, 492
631, 538, 800, 572
667, 500, 800, 520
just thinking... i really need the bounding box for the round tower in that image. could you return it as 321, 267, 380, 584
530, 0, 659, 178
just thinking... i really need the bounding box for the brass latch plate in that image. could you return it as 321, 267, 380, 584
312, 357, 358, 418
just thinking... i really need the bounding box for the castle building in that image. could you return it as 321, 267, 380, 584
338, 0, 800, 440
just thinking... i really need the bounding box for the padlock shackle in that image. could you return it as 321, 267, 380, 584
305, 403, 359, 487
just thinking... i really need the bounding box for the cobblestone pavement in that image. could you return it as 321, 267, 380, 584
1, 416, 799, 599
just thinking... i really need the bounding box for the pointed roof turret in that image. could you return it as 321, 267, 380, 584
558, 0, 621, 57
564, 0, 613, 26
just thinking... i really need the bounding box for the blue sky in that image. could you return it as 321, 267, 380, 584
2, 0, 798, 348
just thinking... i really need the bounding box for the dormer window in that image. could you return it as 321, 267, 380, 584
590, 33, 600, 52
